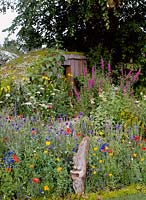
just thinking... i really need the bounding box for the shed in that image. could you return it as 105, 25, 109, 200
63, 53, 87, 78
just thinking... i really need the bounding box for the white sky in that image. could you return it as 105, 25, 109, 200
0, 10, 17, 45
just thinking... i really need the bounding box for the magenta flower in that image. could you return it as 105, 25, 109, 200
126, 69, 133, 78
132, 69, 141, 82
88, 79, 94, 89
92, 66, 96, 79
74, 87, 80, 101
108, 62, 111, 73
100, 57, 104, 71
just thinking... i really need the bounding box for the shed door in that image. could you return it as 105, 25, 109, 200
65, 65, 71, 78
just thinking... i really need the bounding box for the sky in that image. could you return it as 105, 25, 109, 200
0, 10, 17, 45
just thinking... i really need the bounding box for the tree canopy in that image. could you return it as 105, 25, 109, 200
0, 0, 16, 13
3, 0, 146, 64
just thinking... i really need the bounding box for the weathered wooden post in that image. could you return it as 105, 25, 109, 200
70, 136, 90, 195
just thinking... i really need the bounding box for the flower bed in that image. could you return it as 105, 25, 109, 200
1, 112, 146, 199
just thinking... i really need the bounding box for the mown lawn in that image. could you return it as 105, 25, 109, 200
105, 193, 146, 200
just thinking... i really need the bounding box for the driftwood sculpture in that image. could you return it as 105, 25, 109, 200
70, 136, 90, 195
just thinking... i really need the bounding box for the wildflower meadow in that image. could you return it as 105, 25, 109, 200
0, 49, 146, 200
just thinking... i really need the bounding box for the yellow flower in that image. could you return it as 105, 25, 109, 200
93, 147, 98, 151
141, 157, 145, 162
92, 171, 97, 175
99, 160, 103, 164
44, 185, 49, 191
44, 150, 48, 154
99, 131, 104, 136
33, 154, 38, 160
46, 141, 51, 146
120, 111, 124, 116
57, 166, 62, 172
105, 146, 109, 150
42, 76, 50, 80
56, 157, 60, 162
141, 123, 145, 129
108, 152, 113, 157
133, 153, 137, 158
109, 173, 113, 177
29, 164, 34, 168
93, 153, 96, 156
67, 73, 73, 77
5, 85, 10, 93
91, 165, 96, 169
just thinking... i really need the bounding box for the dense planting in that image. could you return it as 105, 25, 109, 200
0, 49, 146, 199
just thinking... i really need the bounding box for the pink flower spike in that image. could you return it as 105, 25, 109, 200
101, 57, 104, 70
92, 66, 96, 79
74, 87, 80, 101
126, 69, 133, 78
108, 62, 111, 73
132, 68, 141, 82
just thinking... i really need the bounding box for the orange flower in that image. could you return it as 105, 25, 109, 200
76, 132, 81, 137
6, 167, 12, 173
31, 130, 36, 135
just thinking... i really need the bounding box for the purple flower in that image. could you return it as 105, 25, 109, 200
108, 62, 111, 73
74, 88, 80, 101
101, 57, 104, 70
88, 79, 94, 89
126, 69, 133, 78
132, 69, 141, 82
92, 66, 96, 79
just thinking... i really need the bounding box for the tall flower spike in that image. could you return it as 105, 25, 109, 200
132, 69, 141, 82
108, 62, 111, 73
101, 57, 104, 71
92, 66, 95, 79
126, 69, 133, 78
74, 87, 80, 101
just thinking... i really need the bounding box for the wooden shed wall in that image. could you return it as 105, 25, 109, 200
63, 54, 87, 78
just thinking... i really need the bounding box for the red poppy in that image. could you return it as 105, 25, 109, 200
32, 178, 40, 183
101, 148, 107, 153
134, 135, 140, 142
66, 128, 71, 135
108, 149, 113, 153
142, 147, 146, 151
12, 154, 20, 162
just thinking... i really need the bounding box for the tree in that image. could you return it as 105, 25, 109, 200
4, 0, 146, 65
0, 0, 16, 13
112, 0, 146, 64
5, 0, 120, 50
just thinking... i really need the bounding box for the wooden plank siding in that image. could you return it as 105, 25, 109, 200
63, 54, 87, 79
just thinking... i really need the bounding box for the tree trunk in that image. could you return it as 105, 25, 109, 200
70, 136, 90, 195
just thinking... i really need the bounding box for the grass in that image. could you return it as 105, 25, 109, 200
104, 193, 146, 200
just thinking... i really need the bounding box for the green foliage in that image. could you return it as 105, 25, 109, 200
0, 0, 15, 13
1, 38, 23, 55
3, 0, 145, 71
0, 48, 73, 118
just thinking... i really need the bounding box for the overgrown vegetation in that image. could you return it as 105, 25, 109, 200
0, 48, 146, 199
